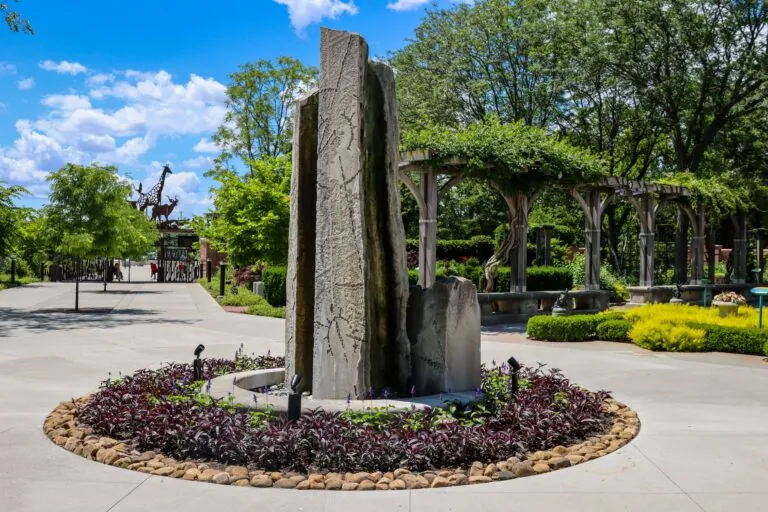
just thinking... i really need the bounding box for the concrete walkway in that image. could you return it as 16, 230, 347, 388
0, 281, 766, 512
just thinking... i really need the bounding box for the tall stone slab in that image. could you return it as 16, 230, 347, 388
284, 92, 319, 392
311, 28, 410, 399
407, 277, 481, 395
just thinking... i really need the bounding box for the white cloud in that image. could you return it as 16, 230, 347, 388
0, 62, 16, 74
0, 68, 227, 200
193, 137, 219, 153
41, 94, 92, 111
182, 155, 214, 169
273, 0, 357, 32
386, 0, 429, 11
17, 77, 35, 90
86, 72, 115, 87
39, 60, 88, 75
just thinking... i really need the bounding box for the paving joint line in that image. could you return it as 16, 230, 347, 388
630, 443, 706, 512
105, 474, 151, 511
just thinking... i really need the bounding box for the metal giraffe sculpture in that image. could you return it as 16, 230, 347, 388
137, 165, 173, 212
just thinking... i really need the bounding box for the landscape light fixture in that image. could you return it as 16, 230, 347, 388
193, 344, 205, 381
287, 374, 303, 421
507, 356, 521, 396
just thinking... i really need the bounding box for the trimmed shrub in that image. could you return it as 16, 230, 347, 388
527, 315, 602, 342
765, 340, 768, 357
630, 322, 706, 352
405, 236, 495, 262
596, 319, 632, 342
527, 266, 572, 291
262, 266, 287, 307
698, 324, 768, 356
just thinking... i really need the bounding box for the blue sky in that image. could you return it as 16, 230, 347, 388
0, 0, 461, 215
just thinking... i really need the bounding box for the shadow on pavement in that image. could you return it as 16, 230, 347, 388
81, 289, 167, 295
0, 307, 197, 336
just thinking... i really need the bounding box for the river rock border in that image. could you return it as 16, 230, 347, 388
43, 397, 639, 490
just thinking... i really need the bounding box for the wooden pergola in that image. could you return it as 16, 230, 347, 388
398, 151, 749, 292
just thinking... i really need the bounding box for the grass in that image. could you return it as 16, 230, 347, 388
196, 277, 285, 319
0, 274, 39, 291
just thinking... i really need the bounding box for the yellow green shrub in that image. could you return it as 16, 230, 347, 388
630, 320, 706, 352
623, 303, 762, 329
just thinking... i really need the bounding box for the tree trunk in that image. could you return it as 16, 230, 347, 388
75, 260, 80, 312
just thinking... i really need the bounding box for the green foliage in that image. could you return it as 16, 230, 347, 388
342, 406, 398, 431
596, 319, 632, 342
567, 253, 629, 302
696, 324, 768, 356
527, 267, 573, 292
2, 1, 33, 34
262, 265, 287, 307
0, 182, 27, 260
527, 315, 603, 342
405, 236, 495, 262
196, 277, 286, 318
657, 173, 754, 219
213, 57, 318, 166
45, 164, 158, 260
527, 312, 624, 341
402, 118, 606, 194
0, 274, 37, 291
193, 157, 291, 267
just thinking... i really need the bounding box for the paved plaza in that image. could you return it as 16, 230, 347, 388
0, 279, 766, 512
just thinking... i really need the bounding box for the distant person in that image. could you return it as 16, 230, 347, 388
114, 262, 123, 282
150, 262, 158, 280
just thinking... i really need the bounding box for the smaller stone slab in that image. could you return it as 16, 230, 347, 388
407, 277, 481, 394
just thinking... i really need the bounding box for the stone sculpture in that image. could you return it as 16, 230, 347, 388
285, 28, 410, 399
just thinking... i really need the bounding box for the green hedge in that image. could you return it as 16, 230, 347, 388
526, 267, 572, 291
263, 266, 287, 307
527, 312, 624, 342
597, 319, 632, 342
405, 236, 495, 261
695, 324, 768, 356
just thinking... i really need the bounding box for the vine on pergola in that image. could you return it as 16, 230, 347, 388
401, 118, 606, 290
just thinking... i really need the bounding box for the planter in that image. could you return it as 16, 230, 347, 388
552, 307, 568, 317
712, 301, 739, 317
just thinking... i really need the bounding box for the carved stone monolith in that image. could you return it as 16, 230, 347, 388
285, 28, 410, 399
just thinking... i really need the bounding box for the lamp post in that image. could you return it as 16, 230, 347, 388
10, 256, 16, 284
218, 261, 226, 298
206, 258, 212, 283
287, 374, 303, 421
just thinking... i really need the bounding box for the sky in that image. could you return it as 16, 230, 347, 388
0, 0, 467, 217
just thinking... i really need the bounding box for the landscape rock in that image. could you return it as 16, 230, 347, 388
250, 475, 273, 488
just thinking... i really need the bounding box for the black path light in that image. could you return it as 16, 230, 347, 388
10, 256, 16, 284
287, 374, 302, 421
218, 261, 226, 298
507, 356, 522, 395
193, 344, 205, 381
206, 258, 212, 283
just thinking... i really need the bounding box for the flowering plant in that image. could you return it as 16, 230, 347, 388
713, 291, 746, 305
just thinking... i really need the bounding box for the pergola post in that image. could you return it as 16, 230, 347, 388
500, 192, 535, 293
683, 206, 706, 285
707, 223, 716, 284
627, 193, 657, 287
570, 188, 612, 291
675, 206, 689, 284
418, 169, 438, 289
730, 213, 748, 284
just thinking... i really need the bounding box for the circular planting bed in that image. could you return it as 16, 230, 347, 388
44, 354, 639, 490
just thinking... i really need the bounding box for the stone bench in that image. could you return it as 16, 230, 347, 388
627, 283, 760, 307
476, 290, 610, 325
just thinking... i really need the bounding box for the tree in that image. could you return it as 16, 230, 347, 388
602, 0, 768, 175
193, 156, 291, 267
393, 0, 572, 131
213, 57, 318, 175
0, 182, 25, 260
2, 1, 33, 33
45, 164, 158, 309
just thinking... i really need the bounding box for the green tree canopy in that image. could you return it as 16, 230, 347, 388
45, 164, 158, 260
193, 156, 291, 267
0, 181, 26, 260
213, 57, 318, 175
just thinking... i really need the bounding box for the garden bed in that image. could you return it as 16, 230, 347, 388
527, 304, 768, 356
43, 353, 639, 490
